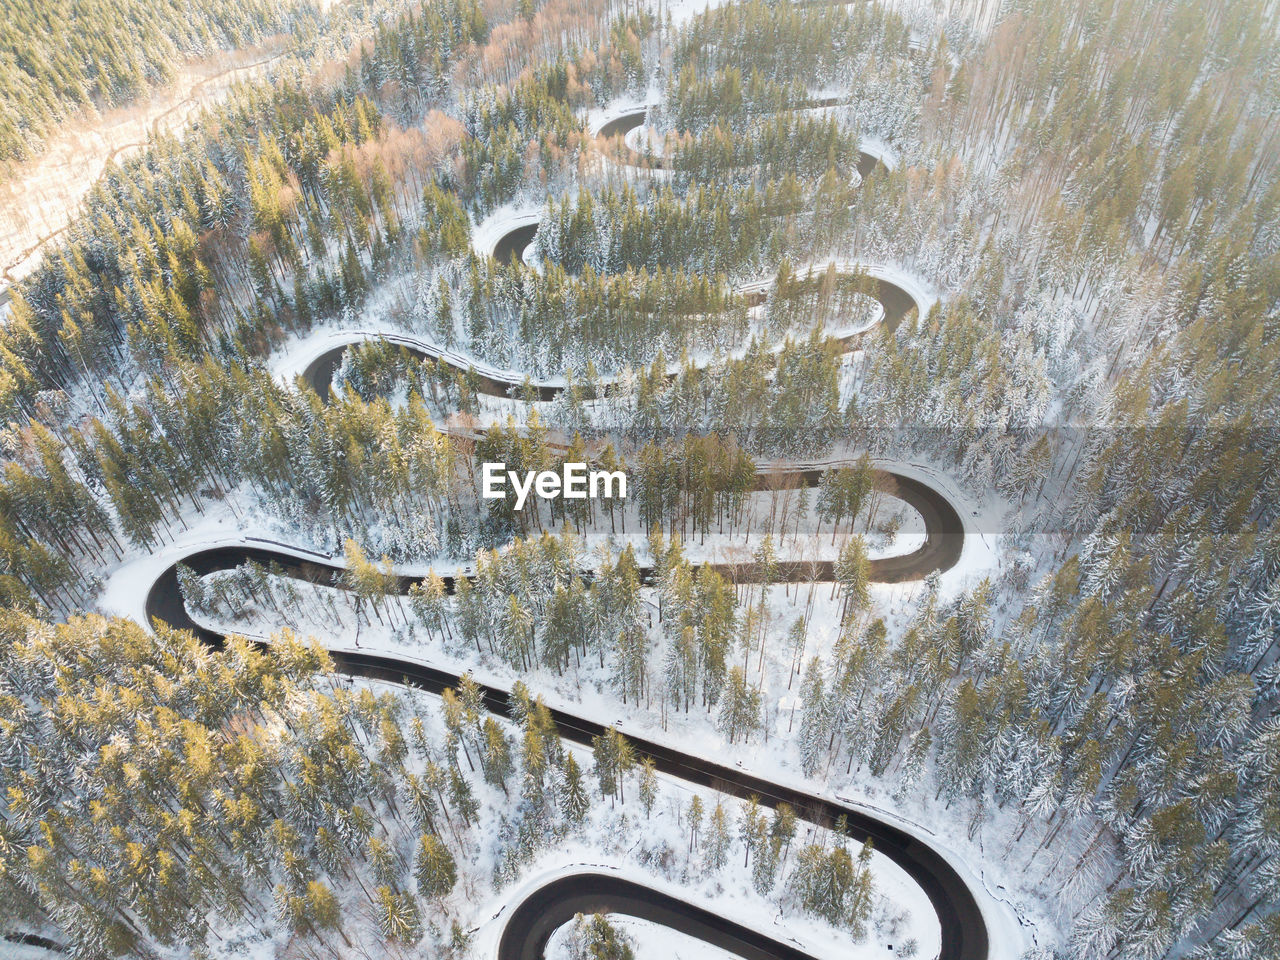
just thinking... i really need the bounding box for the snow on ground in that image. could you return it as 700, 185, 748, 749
661, 0, 724, 28
546, 914, 739, 960
265, 253, 933, 394
586, 97, 657, 138
765, 287, 881, 339
576, 490, 926, 566
269, 322, 567, 391
267, 305, 888, 406
623, 119, 667, 157
89, 17, 1018, 947
472, 202, 544, 259
192, 586, 1026, 960
349, 670, 944, 960
187, 536, 982, 748
52, 0, 1047, 953
2, 941, 64, 960
859, 137, 899, 172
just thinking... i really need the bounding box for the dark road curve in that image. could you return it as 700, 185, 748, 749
300, 258, 919, 403
148, 457, 964, 607
140, 467, 971, 959
205, 101, 977, 960
595, 105, 885, 181
492, 222, 539, 265
496, 873, 814, 960
143, 543, 986, 960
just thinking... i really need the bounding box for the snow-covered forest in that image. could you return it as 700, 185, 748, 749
2, 0, 1279, 958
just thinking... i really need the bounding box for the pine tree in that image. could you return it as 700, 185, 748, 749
568, 913, 635, 960
306, 881, 345, 944
559, 752, 591, 827
481, 717, 514, 796
687, 795, 704, 854
798, 656, 829, 776
788, 840, 874, 932
409, 571, 452, 642
705, 801, 731, 871
591, 727, 636, 805
448, 767, 479, 825
638, 758, 658, 819
414, 834, 458, 900
375, 887, 423, 943
738, 795, 767, 868
835, 536, 871, 622
718, 665, 763, 744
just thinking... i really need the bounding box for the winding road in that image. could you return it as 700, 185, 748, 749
147, 585, 990, 960
302, 239, 923, 403
139, 89, 987, 960
303, 101, 916, 405
498, 874, 813, 960
260, 111, 982, 960
595, 105, 886, 181
138, 449, 971, 960
143, 527, 984, 960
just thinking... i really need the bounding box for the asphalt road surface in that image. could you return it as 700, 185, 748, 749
492, 222, 539, 265
595, 106, 885, 180
139, 464, 972, 955
299, 264, 921, 402
495, 873, 815, 960
162, 102, 980, 960
143, 519, 984, 960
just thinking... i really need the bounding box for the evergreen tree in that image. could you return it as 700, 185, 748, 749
414, 834, 458, 900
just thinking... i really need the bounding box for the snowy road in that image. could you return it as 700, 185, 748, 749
142, 549, 989, 960
592, 103, 888, 180
496, 873, 814, 960
133, 462, 976, 959
296, 249, 929, 402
